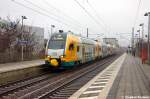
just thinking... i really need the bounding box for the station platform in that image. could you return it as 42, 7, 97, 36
0, 59, 45, 85
69, 53, 150, 99
0, 59, 44, 73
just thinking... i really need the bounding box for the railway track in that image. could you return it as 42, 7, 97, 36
38, 54, 121, 99
0, 53, 122, 99
0, 72, 56, 96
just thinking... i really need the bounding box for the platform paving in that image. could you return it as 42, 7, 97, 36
0, 59, 44, 73
69, 53, 150, 99
69, 53, 126, 99
107, 54, 150, 99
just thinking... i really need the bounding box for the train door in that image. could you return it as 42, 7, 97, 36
92, 46, 95, 60
82, 45, 85, 63
69, 43, 75, 60
77, 44, 82, 62
99, 46, 102, 58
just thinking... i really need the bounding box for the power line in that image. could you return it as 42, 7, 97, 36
73, 0, 108, 32
11, 0, 59, 22
43, 0, 97, 34
86, 0, 109, 32
12, 0, 81, 31
43, 0, 84, 28
133, 0, 142, 27
12, 0, 98, 35
42, 0, 98, 34
24, 0, 80, 30
25, 0, 99, 34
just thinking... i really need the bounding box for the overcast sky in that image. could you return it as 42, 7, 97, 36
0, 0, 150, 46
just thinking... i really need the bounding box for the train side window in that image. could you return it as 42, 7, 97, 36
69, 43, 74, 50
77, 46, 79, 52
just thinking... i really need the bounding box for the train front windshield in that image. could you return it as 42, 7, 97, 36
48, 33, 67, 49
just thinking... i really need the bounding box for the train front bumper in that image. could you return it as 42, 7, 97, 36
45, 56, 75, 68
50, 59, 59, 67
45, 56, 59, 67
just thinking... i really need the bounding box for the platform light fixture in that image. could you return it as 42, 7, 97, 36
139, 23, 144, 55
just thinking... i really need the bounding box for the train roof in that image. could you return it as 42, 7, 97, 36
81, 38, 96, 45
51, 32, 99, 45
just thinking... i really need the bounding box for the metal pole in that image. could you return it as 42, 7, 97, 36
21, 17, 24, 61
148, 14, 150, 62
141, 24, 144, 56
50, 25, 55, 38
87, 28, 88, 38
132, 27, 134, 53
139, 30, 140, 56
51, 26, 52, 38
142, 24, 144, 41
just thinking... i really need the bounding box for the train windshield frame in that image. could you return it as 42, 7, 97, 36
48, 33, 67, 49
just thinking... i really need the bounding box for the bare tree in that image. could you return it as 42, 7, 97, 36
0, 17, 21, 62
0, 16, 43, 63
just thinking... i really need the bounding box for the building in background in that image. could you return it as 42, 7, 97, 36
23, 25, 44, 57
103, 38, 119, 47
0, 18, 44, 63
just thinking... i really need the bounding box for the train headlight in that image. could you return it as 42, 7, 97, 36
60, 55, 65, 58
60, 55, 64, 58
47, 56, 51, 58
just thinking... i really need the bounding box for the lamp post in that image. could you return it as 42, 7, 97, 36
139, 23, 144, 57
139, 23, 144, 41
137, 29, 140, 56
137, 29, 140, 38
144, 12, 150, 62
87, 28, 88, 38
21, 16, 27, 61
50, 25, 55, 37
131, 28, 134, 54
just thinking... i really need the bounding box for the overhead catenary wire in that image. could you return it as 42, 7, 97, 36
42, 0, 85, 28
86, 0, 109, 32
42, 0, 98, 34
12, 0, 60, 23
11, 0, 82, 32
23, 0, 81, 30
73, 0, 108, 33
133, 0, 142, 27
42, 1, 95, 34
12, 0, 99, 36
86, 0, 110, 37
